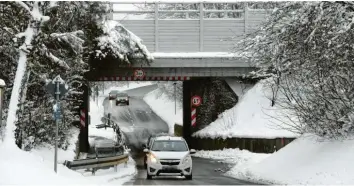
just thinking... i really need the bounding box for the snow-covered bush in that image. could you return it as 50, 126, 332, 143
239, 2, 354, 138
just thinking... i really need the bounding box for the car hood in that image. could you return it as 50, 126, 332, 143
151, 151, 189, 160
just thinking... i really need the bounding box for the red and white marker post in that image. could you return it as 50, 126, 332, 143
191, 95, 202, 127
80, 109, 86, 127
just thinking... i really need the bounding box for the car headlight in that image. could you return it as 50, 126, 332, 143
183, 155, 192, 164
149, 154, 159, 163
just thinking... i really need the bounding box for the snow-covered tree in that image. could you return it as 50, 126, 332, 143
154, 81, 183, 104
1, 1, 152, 149
137, 2, 282, 19
239, 1, 354, 138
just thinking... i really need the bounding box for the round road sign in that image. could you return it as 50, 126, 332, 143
134, 69, 145, 78
191, 95, 202, 107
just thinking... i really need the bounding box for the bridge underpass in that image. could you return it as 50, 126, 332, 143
78, 1, 267, 184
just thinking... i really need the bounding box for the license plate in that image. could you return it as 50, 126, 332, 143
162, 165, 177, 170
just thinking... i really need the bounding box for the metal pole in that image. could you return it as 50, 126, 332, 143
96, 85, 99, 106
0, 82, 5, 131
54, 80, 60, 173
174, 82, 177, 115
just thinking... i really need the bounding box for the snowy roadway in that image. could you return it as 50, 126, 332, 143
124, 157, 257, 185
101, 84, 258, 185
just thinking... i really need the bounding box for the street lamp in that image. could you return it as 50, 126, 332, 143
0, 79, 5, 129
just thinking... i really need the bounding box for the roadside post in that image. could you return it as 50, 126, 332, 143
173, 82, 177, 115
95, 85, 99, 106
191, 95, 202, 127
0, 80, 5, 129
45, 75, 68, 173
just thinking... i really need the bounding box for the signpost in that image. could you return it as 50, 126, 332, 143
134, 69, 145, 79
173, 82, 177, 115
45, 75, 68, 173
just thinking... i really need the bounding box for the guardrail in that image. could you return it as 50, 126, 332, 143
98, 113, 125, 146
64, 153, 129, 175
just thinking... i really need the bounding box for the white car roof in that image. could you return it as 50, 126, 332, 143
154, 136, 185, 141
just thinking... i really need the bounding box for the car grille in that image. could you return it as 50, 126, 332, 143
160, 159, 180, 166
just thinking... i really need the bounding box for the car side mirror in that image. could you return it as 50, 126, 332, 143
189, 149, 196, 154
143, 149, 149, 153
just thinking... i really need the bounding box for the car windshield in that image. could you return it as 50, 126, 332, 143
151, 140, 188, 152
109, 90, 119, 94
117, 93, 127, 97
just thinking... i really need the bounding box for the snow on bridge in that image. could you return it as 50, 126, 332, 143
103, 0, 269, 78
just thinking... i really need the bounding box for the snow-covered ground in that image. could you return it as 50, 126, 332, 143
143, 89, 183, 134
193, 79, 299, 139
0, 127, 136, 185
0, 83, 155, 185
193, 148, 270, 166
230, 134, 354, 185
193, 148, 270, 181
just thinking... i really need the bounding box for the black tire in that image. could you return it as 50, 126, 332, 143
185, 174, 192, 180
146, 172, 152, 180
144, 157, 147, 169
116, 102, 118, 106
127, 101, 130, 105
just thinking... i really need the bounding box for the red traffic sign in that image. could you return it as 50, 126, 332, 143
134, 69, 145, 78
191, 95, 202, 107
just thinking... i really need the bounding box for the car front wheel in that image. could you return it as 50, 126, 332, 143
185, 173, 192, 180
146, 171, 152, 180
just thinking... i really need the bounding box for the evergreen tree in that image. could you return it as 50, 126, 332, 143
0, 1, 152, 149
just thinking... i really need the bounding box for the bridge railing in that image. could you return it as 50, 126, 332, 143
110, 1, 268, 53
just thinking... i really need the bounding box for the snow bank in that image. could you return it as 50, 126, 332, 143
0, 79, 5, 86
0, 144, 136, 185
144, 89, 182, 134
0, 145, 90, 185
12, 125, 136, 185
0, 127, 89, 185
31, 127, 80, 164
239, 135, 354, 184
193, 148, 270, 165
193, 79, 299, 139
